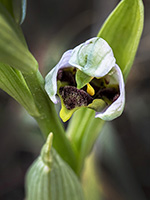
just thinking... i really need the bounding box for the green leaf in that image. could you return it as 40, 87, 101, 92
0, 2, 38, 73
12, 0, 27, 24
98, 0, 144, 80
0, 63, 39, 116
0, 0, 27, 24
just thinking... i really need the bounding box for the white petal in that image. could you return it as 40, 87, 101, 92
95, 64, 125, 120
69, 37, 116, 78
45, 50, 73, 104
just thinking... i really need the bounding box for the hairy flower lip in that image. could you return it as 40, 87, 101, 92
45, 37, 125, 121
59, 86, 93, 110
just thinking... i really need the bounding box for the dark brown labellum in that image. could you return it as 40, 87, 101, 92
59, 86, 93, 110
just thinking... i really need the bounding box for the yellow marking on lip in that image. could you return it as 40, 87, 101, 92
87, 83, 95, 96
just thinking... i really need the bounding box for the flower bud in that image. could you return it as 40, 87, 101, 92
25, 133, 84, 200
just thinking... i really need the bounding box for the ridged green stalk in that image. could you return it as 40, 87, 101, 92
23, 70, 77, 171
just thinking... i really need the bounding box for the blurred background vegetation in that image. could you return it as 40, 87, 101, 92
0, 0, 150, 199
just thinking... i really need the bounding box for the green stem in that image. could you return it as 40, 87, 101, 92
67, 108, 104, 175
23, 70, 77, 171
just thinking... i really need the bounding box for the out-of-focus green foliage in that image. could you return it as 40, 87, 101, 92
0, 0, 27, 24
97, 124, 147, 200
82, 153, 102, 200
0, 2, 38, 73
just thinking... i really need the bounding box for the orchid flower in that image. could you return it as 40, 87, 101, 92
45, 37, 125, 122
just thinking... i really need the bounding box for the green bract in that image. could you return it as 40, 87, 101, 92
45, 37, 125, 122
98, 0, 144, 80
25, 133, 84, 200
